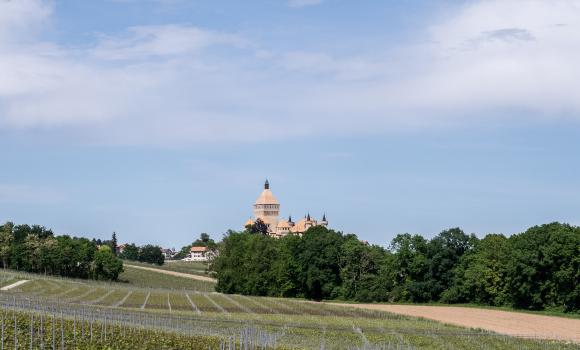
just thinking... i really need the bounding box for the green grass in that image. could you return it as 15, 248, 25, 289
123, 260, 210, 276
1, 269, 578, 349
118, 265, 215, 292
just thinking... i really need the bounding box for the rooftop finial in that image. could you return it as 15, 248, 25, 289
264, 179, 270, 189
307, 212, 311, 221
322, 213, 327, 222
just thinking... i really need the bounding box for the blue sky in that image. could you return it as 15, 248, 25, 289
0, 0, 579, 248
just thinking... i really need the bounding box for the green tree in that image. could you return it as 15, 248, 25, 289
389, 233, 431, 302
249, 219, 269, 235
506, 223, 580, 311
110, 232, 118, 256
442, 234, 510, 305
272, 234, 302, 297
120, 243, 140, 261
427, 228, 478, 300
339, 236, 390, 302
138, 245, 165, 265
93, 245, 124, 281
298, 226, 343, 300
0, 222, 13, 268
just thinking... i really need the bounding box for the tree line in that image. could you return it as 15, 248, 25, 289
119, 243, 165, 265
0, 222, 123, 281
213, 222, 580, 312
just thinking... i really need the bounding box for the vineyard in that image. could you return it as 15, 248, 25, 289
0, 270, 577, 349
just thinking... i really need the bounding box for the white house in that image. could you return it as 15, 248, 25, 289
183, 246, 209, 262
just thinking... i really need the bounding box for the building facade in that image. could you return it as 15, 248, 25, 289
244, 180, 328, 238
183, 246, 209, 262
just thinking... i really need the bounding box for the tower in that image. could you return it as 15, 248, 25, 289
253, 179, 280, 233
320, 213, 328, 227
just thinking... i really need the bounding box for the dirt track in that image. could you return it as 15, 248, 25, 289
333, 303, 580, 343
124, 264, 217, 283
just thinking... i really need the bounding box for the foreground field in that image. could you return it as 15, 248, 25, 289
0, 270, 578, 349
337, 303, 580, 343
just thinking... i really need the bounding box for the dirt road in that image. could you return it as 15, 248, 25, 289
333, 303, 580, 343
0, 280, 29, 291
124, 264, 217, 283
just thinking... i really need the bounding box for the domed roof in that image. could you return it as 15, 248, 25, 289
255, 189, 279, 205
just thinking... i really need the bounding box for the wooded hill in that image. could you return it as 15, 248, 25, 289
213, 222, 580, 312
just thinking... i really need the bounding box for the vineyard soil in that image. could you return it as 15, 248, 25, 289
334, 303, 580, 343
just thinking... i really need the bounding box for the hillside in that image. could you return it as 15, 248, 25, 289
0, 269, 577, 349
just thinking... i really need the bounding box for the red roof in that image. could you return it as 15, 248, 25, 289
190, 246, 208, 252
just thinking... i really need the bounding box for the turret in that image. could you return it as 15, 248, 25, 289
321, 213, 328, 226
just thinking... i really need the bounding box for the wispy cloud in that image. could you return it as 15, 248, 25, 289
92, 25, 245, 60
0, 0, 579, 146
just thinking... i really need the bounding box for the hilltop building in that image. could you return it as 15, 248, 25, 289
244, 180, 328, 238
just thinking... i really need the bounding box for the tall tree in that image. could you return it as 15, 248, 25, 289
0, 222, 13, 268
110, 232, 118, 256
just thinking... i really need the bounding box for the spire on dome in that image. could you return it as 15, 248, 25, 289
322, 213, 327, 222
264, 179, 270, 190
306, 212, 311, 221
288, 215, 293, 223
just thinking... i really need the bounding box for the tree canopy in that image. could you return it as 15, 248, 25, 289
0, 222, 123, 281
213, 222, 580, 313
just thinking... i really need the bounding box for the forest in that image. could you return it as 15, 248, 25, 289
0, 222, 123, 280
213, 222, 580, 312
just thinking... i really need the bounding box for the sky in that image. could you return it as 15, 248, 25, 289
1, 0, 579, 248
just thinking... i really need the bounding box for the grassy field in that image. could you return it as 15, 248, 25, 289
0, 269, 577, 349
124, 260, 210, 276
118, 265, 215, 291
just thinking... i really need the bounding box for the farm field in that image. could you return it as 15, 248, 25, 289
0, 270, 578, 349
128, 260, 210, 276
118, 265, 216, 291
336, 303, 580, 343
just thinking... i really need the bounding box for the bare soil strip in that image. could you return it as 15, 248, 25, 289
113, 291, 133, 308
203, 293, 228, 314
185, 293, 202, 315
124, 264, 217, 283
141, 292, 151, 309
0, 280, 29, 291
333, 303, 580, 343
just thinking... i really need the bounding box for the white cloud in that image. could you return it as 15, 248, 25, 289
0, 0, 51, 43
92, 25, 244, 60
0, 0, 579, 146
287, 0, 323, 8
